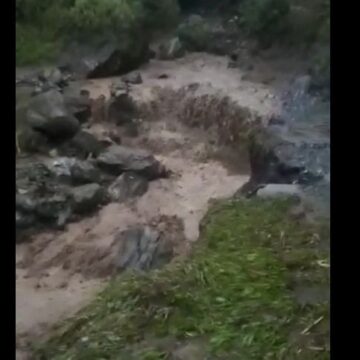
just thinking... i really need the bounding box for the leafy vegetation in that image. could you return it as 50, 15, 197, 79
239, 0, 290, 44
16, 0, 180, 65
35, 198, 329, 360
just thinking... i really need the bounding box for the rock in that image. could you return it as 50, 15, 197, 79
248, 126, 329, 185
26, 89, 80, 143
58, 131, 105, 159
122, 72, 143, 84
113, 225, 173, 271
60, 39, 151, 79
70, 183, 107, 214
108, 172, 148, 202
256, 184, 301, 199
107, 93, 138, 125
47, 157, 101, 185
158, 37, 185, 60
35, 193, 73, 227
38, 67, 65, 87
96, 145, 167, 179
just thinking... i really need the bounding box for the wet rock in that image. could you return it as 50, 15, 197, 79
35, 193, 73, 227
25, 89, 80, 143
107, 93, 138, 125
122, 72, 143, 84
158, 37, 185, 60
97, 145, 167, 179
60, 40, 151, 79
70, 183, 107, 214
248, 127, 329, 185
113, 226, 173, 271
47, 157, 101, 185
58, 131, 105, 159
108, 172, 148, 202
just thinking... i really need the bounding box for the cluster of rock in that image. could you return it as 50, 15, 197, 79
16, 68, 168, 242
16, 145, 167, 242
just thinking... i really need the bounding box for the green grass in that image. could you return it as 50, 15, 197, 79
34, 198, 329, 360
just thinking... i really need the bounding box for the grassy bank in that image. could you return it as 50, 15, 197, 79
34, 198, 330, 360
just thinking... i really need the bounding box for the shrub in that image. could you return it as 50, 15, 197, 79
16, 0, 180, 65
239, 0, 290, 44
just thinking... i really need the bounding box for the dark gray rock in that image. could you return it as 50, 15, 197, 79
96, 145, 167, 179
59, 39, 151, 79
247, 126, 329, 185
114, 226, 173, 271
35, 193, 73, 227
108, 172, 148, 202
70, 183, 107, 214
47, 157, 101, 185
58, 131, 105, 159
26, 89, 80, 143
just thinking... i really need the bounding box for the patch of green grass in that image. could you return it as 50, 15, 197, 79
34, 198, 329, 359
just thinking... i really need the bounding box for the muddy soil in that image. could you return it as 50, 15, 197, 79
16, 52, 307, 359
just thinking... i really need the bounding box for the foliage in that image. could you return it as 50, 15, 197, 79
239, 0, 290, 44
35, 198, 329, 360
16, 0, 180, 65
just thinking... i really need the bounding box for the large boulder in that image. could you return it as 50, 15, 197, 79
25, 89, 80, 143
96, 145, 167, 179
107, 172, 149, 202
59, 38, 151, 79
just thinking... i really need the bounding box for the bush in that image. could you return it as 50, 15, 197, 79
16, 0, 180, 65
239, 0, 290, 44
